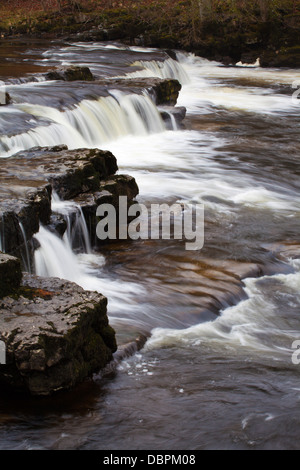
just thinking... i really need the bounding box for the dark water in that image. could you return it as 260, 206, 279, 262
0, 40, 300, 450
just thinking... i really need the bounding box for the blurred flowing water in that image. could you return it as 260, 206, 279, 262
0, 39, 300, 450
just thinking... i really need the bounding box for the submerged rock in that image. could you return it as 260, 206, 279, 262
0, 273, 117, 396
45, 65, 95, 82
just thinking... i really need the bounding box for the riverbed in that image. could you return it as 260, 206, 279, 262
0, 39, 300, 450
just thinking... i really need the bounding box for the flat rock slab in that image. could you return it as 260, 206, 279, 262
0, 146, 123, 256
0, 145, 118, 202
0, 273, 117, 396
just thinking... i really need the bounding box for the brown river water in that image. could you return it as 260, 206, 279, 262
0, 39, 300, 450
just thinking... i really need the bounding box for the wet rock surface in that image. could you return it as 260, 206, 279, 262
94, 77, 182, 107
0, 75, 181, 396
43, 76, 183, 107
45, 65, 95, 82
0, 185, 52, 259
0, 146, 137, 259
0, 145, 118, 200
0, 145, 139, 395
0, 253, 22, 298
159, 105, 186, 129
74, 174, 139, 246
0, 273, 117, 396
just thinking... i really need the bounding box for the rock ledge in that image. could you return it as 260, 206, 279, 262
0, 270, 117, 396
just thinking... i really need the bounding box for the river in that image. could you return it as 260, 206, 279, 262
0, 39, 300, 450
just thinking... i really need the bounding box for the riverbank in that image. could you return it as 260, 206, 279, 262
0, 1, 299, 67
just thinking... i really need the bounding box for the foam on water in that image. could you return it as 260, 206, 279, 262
236, 58, 261, 67
176, 52, 300, 115
34, 224, 145, 317
0, 91, 166, 158
145, 259, 300, 360
105, 130, 300, 214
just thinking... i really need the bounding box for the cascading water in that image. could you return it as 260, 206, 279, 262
18, 221, 31, 273
1, 40, 300, 450
33, 192, 146, 322
33, 223, 146, 321
34, 193, 94, 281
0, 90, 167, 158
125, 57, 190, 85
51, 193, 91, 254
34, 225, 82, 282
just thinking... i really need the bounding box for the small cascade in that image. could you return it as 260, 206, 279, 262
51, 193, 92, 254
33, 222, 145, 321
169, 112, 178, 131
34, 191, 93, 280
160, 109, 178, 131
0, 91, 166, 158
34, 225, 82, 282
18, 221, 31, 273
126, 57, 190, 84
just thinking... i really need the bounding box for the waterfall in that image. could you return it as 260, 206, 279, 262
0, 91, 167, 158
34, 225, 82, 282
18, 221, 31, 273
51, 193, 92, 254
34, 191, 92, 280
161, 109, 178, 131
126, 57, 190, 85
33, 222, 146, 319
33, 187, 145, 316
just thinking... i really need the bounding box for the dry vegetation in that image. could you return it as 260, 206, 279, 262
0, 1, 299, 63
